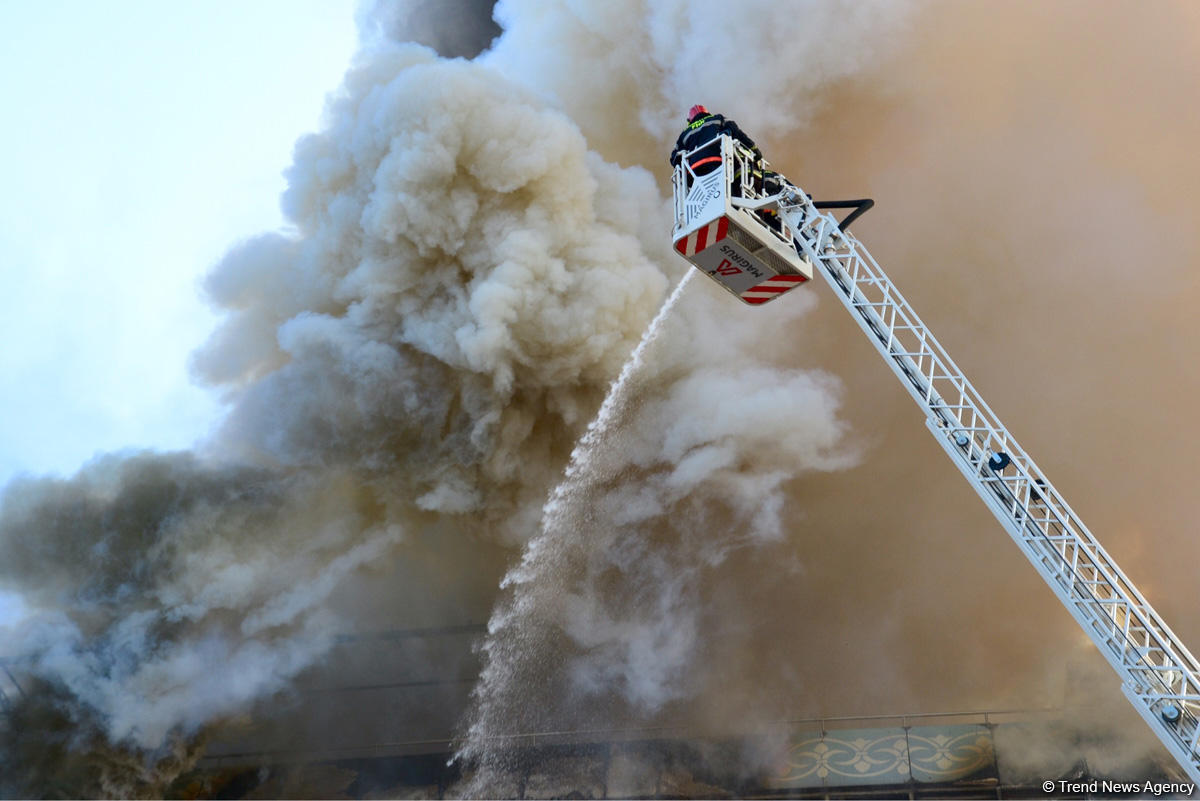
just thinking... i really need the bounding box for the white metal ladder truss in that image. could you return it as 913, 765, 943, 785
745, 164, 1200, 783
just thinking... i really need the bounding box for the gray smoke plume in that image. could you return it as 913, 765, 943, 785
448, 0, 1200, 790
0, 0, 891, 789
0, 32, 684, 796
359, 0, 501, 58
480, 0, 912, 168
454, 270, 860, 791
4, 0, 1200, 797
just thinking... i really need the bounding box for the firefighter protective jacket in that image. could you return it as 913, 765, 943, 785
669, 113, 759, 174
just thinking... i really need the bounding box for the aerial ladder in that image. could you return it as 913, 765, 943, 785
671, 133, 1200, 784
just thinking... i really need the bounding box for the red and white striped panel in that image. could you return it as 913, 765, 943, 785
740, 274, 808, 304
674, 217, 729, 257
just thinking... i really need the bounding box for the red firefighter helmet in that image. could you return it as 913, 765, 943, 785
687, 104, 708, 122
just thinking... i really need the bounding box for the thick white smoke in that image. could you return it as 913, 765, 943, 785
0, 1, 915, 793
0, 457, 383, 745
482, 0, 911, 166
182, 1, 894, 773
0, 30, 699, 794
192, 43, 675, 538
438, 1, 909, 788
22, 0, 1192, 796
456, 273, 859, 789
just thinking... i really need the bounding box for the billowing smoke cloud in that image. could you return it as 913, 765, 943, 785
192, 43, 674, 539
449, 0, 1200, 790
4, 0, 1200, 796
0, 455, 382, 747
455, 272, 860, 789
0, 30, 688, 797
359, 0, 501, 59
0, 0, 889, 789
480, 0, 912, 168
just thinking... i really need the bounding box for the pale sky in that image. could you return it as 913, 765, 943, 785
0, 1, 360, 489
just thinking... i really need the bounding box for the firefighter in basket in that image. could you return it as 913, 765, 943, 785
669, 105, 762, 190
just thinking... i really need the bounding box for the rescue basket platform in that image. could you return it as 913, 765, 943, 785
671, 134, 813, 305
